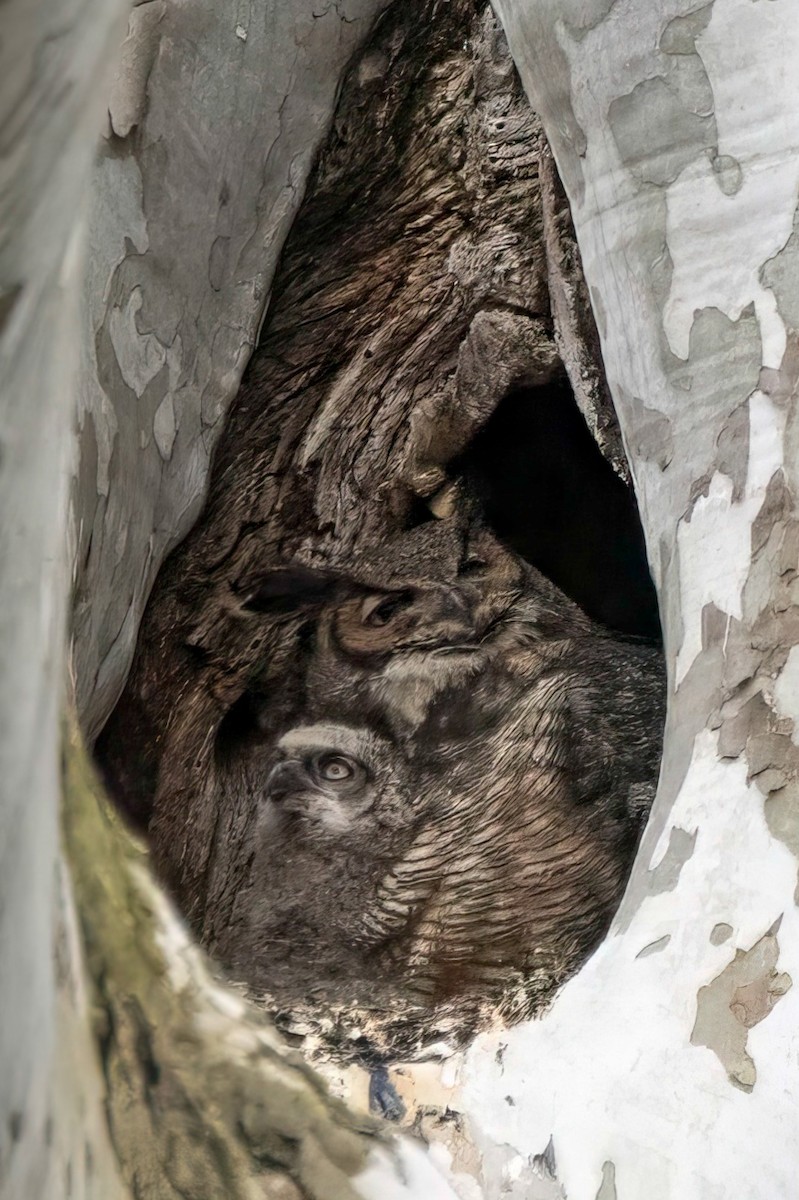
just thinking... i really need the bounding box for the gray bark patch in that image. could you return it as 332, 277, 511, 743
645, 826, 697, 896
153, 393, 177, 461
692, 921, 792, 1092
107, 2, 166, 138
715, 398, 750, 503
533, 1136, 558, 1179
710, 923, 733, 946
765, 789, 799, 904
710, 154, 743, 196
595, 1160, 617, 1200
608, 74, 715, 188
666, 304, 760, 520
759, 336, 799, 410
636, 934, 671, 958
709, 457, 799, 897
659, 5, 714, 56
562, 0, 620, 39
527, 1136, 567, 1199
619, 388, 674, 471
761, 200, 799, 334
669, 304, 761, 416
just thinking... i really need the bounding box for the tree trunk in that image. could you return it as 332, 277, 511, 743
0, 1, 132, 1195
0, 1, 463, 1197
72, 0, 394, 739
458, 2, 799, 1197
6, 0, 799, 1196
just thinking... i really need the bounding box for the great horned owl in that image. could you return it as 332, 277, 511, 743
222, 522, 664, 1055
362, 624, 664, 1016
306, 523, 595, 737
227, 545, 664, 1048
223, 722, 424, 1002
259, 722, 418, 843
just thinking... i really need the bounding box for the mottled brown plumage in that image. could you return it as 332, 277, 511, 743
366, 625, 663, 1009
224, 723, 421, 1003
225, 531, 664, 1058
305, 525, 593, 737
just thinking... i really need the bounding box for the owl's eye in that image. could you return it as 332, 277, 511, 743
360, 590, 414, 627
317, 753, 357, 782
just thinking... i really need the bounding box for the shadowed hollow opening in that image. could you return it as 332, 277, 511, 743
454, 378, 662, 641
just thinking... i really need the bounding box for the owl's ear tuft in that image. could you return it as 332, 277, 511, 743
236, 566, 343, 615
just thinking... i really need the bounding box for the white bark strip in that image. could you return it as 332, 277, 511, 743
450, 0, 799, 1196
72, 0, 393, 737
0, 1, 133, 1196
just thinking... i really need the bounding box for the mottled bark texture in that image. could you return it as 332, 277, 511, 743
0, 1, 132, 1196
96, 0, 662, 1056
0, 0, 469, 1196
456, 3, 799, 1198
72, 0, 393, 739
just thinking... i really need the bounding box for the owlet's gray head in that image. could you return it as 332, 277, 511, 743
261, 723, 416, 845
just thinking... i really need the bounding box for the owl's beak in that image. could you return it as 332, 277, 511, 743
265, 761, 306, 803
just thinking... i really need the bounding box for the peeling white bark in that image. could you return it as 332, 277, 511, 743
21, 0, 799, 1195
663, 0, 799, 368
445, 1, 799, 1196
463, 733, 799, 1198
72, 0, 393, 736
0, 1, 135, 1196
354, 1143, 463, 1200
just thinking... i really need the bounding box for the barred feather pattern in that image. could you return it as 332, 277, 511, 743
227, 538, 664, 1060
357, 630, 661, 1013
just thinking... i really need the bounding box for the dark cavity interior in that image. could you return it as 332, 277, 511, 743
454, 379, 661, 641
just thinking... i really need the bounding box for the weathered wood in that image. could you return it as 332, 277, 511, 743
94, 0, 663, 1114
98, 0, 559, 918
72, 0, 394, 740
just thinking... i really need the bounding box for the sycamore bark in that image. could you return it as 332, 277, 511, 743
7, 0, 798, 1197
458, 3, 799, 1198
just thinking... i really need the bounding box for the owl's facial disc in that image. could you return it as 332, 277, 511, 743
265, 730, 376, 839
334, 584, 477, 656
